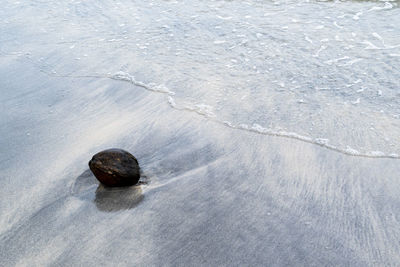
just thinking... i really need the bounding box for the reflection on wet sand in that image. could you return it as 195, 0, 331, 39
73, 169, 144, 212
95, 185, 143, 212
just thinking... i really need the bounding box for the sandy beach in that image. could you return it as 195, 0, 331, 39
1, 0, 400, 266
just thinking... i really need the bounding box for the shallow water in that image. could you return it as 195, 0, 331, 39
2, 0, 400, 157
1, 0, 400, 266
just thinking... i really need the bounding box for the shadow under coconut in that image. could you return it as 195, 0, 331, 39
72, 169, 144, 212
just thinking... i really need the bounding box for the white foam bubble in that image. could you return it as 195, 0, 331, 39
345, 146, 361, 156
368, 2, 393, 12
111, 71, 175, 95
214, 40, 226, 44
314, 138, 329, 145
366, 151, 385, 157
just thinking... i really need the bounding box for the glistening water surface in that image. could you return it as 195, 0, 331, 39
2, 0, 399, 157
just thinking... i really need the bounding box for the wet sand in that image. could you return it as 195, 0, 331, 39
1, 0, 400, 266
1, 60, 400, 266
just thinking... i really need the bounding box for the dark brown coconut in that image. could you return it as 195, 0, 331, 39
89, 149, 140, 187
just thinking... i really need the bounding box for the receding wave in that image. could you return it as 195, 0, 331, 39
110, 71, 400, 159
